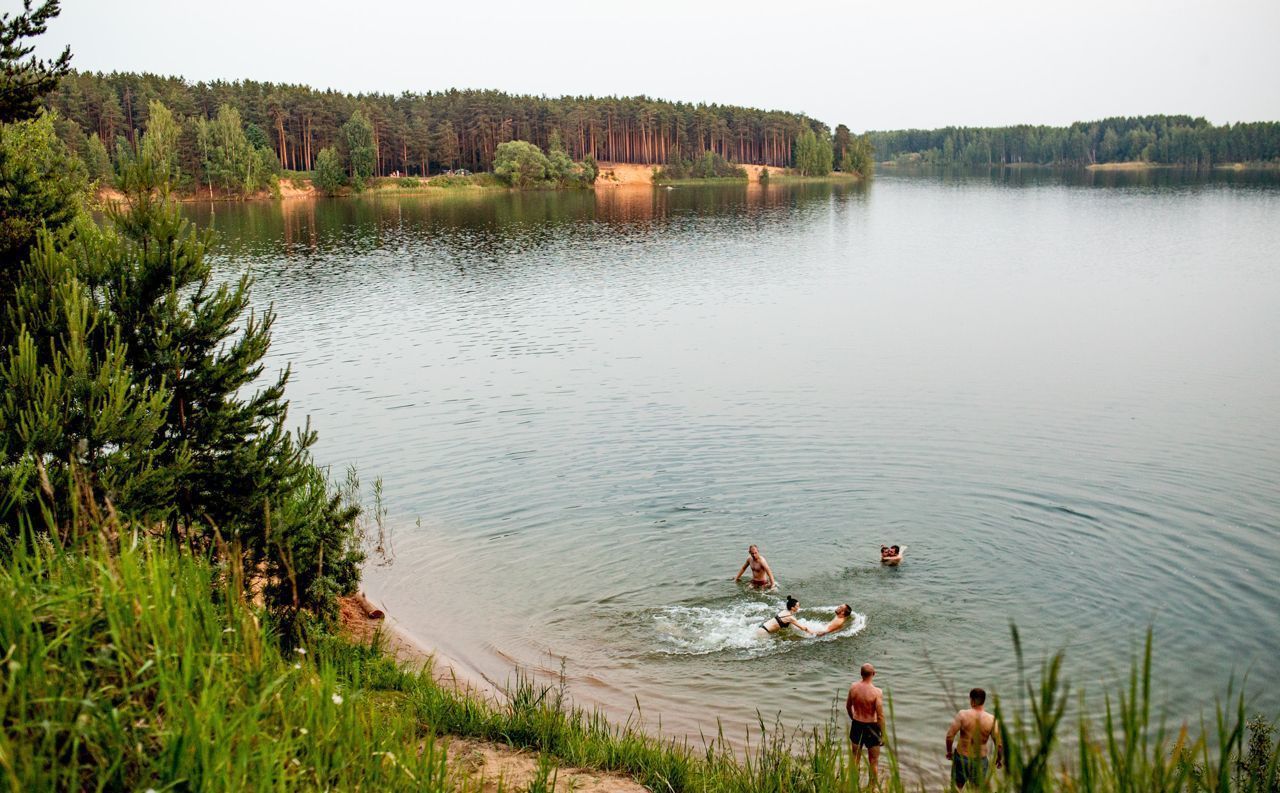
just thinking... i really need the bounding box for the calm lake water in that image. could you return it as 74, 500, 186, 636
192, 170, 1280, 775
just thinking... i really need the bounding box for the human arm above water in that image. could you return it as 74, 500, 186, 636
779, 614, 813, 634
734, 558, 749, 582
817, 615, 846, 636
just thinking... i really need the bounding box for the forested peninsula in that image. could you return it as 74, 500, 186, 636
868, 116, 1280, 168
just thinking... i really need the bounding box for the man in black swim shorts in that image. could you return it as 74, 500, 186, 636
946, 687, 1002, 789
845, 663, 886, 785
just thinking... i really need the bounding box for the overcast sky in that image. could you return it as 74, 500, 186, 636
15, 0, 1280, 130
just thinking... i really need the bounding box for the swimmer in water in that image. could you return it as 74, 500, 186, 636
757, 596, 814, 636
880, 544, 904, 566
816, 604, 854, 636
734, 544, 777, 590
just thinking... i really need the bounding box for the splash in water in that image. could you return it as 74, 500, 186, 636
652, 600, 867, 657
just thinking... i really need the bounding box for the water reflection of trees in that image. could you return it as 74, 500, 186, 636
188, 182, 866, 269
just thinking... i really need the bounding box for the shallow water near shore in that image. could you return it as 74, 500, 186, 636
191, 171, 1280, 775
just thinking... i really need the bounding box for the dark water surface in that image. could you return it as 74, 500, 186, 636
191, 173, 1280, 774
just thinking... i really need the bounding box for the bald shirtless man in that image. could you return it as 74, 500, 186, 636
846, 663, 886, 785
733, 544, 777, 590
945, 688, 1003, 789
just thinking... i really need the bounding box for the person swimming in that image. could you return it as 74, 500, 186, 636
758, 596, 814, 636
880, 544, 904, 565
816, 604, 854, 636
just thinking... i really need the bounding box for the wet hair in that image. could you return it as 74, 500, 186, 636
891, 545, 900, 553
838, 604, 852, 616
785, 596, 799, 610
970, 687, 986, 705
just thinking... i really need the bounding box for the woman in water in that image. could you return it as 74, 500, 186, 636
758, 596, 815, 636
816, 604, 854, 636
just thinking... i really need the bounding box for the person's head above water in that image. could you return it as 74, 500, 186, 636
785, 595, 799, 611
969, 687, 986, 707
748, 544, 759, 558
861, 662, 876, 680
837, 604, 852, 617
891, 545, 900, 553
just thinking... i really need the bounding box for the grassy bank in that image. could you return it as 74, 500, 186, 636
3, 531, 1276, 791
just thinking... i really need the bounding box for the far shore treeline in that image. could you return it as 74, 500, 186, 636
44, 70, 871, 181
868, 116, 1280, 168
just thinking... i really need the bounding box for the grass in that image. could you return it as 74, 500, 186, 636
2, 528, 1276, 792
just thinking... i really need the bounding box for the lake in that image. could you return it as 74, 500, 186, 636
191, 170, 1280, 776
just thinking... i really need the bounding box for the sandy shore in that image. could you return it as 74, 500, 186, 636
338, 595, 645, 792
594, 160, 785, 185
338, 594, 498, 697
1086, 161, 1158, 171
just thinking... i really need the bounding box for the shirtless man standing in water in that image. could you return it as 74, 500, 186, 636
946, 688, 1003, 789
846, 663, 886, 786
733, 544, 777, 590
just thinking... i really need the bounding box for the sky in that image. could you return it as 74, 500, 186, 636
14, 0, 1280, 130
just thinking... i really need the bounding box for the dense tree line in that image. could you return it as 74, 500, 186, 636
44, 70, 847, 179
1, 2, 362, 631
867, 116, 1280, 167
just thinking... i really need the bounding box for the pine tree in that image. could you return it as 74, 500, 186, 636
1, 225, 176, 528
100, 141, 361, 623
432, 120, 459, 171
0, 1, 72, 124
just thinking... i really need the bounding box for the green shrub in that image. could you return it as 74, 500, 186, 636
313, 147, 345, 195
494, 140, 551, 188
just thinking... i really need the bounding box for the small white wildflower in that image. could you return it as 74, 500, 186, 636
294, 647, 307, 655
222, 627, 235, 634
331, 693, 343, 705
298, 727, 308, 735
293, 663, 301, 670
145, 788, 158, 793
290, 757, 301, 767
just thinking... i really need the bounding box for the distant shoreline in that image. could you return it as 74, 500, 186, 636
96, 164, 863, 205
879, 159, 1280, 171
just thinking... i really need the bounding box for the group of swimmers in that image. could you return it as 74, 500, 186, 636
734, 544, 1003, 789
732, 544, 900, 638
